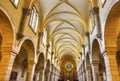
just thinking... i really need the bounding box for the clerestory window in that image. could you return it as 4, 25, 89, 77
29, 6, 39, 33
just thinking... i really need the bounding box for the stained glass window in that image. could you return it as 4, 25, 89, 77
66, 63, 72, 69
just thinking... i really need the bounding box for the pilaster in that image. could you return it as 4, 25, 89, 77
27, 60, 36, 81
106, 47, 120, 81
0, 49, 17, 81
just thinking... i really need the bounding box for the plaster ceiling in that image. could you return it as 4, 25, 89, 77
39, 0, 92, 67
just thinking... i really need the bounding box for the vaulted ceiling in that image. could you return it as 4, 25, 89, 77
39, 0, 92, 70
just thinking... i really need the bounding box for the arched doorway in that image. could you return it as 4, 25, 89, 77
104, 1, 120, 81
0, 9, 14, 80
92, 39, 106, 81
34, 52, 45, 81
10, 39, 35, 81
86, 54, 92, 81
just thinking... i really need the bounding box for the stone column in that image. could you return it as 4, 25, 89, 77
42, 68, 46, 81
81, 65, 85, 81
106, 47, 120, 81
27, 60, 36, 81
80, 73, 82, 81
52, 68, 55, 81
0, 48, 17, 81
54, 68, 57, 81
17, 8, 31, 39
39, 68, 44, 81
80, 66, 83, 81
102, 52, 112, 81
92, 61, 100, 81
47, 70, 51, 81
86, 65, 92, 81
79, 67, 82, 81
45, 70, 50, 81
50, 71, 54, 81
92, 7, 102, 39
49, 67, 53, 81
50, 71, 53, 81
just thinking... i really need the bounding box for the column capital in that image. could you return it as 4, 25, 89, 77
38, 32, 43, 37
85, 32, 90, 37
23, 8, 31, 16
90, 7, 99, 15
47, 44, 50, 48
12, 49, 18, 55
96, 33, 102, 39
82, 44, 85, 48
51, 52, 54, 55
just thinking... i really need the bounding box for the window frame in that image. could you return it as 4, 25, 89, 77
29, 6, 39, 34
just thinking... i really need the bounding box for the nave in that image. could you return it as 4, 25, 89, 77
0, 0, 120, 81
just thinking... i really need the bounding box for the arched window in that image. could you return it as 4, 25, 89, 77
29, 6, 39, 33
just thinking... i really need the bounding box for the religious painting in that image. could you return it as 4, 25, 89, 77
10, 71, 18, 80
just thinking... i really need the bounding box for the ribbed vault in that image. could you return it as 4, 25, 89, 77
39, 0, 92, 76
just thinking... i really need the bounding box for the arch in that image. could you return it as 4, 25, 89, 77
46, 59, 50, 71
33, 52, 45, 81
37, 52, 45, 70
17, 36, 36, 61
52, 33, 82, 52
104, 1, 120, 48
92, 39, 106, 81
48, 32, 81, 46
0, 8, 15, 81
60, 54, 76, 81
0, 9, 14, 60
86, 53, 93, 81
0, 7, 16, 47
92, 39, 101, 62
104, 1, 120, 79
11, 38, 35, 81
103, 0, 118, 30
41, 1, 87, 32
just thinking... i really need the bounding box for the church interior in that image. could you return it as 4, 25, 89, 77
0, 0, 120, 81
